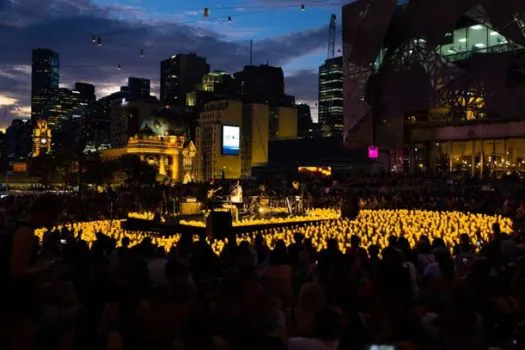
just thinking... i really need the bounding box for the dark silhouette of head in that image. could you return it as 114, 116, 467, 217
30, 193, 64, 228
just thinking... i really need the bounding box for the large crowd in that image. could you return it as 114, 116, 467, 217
2, 177, 525, 350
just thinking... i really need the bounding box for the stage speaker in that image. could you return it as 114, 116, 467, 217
206, 211, 233, 240
341, 197, 359, 220
180, 202, 201, 216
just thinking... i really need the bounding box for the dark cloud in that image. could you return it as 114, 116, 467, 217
0, 0, 326, 125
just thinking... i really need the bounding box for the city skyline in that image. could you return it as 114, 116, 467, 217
0, 0, 348, 127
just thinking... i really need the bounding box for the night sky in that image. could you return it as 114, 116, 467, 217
0, 0, 347, 127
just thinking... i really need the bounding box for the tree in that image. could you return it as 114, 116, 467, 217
82, 153, 118, 185
118, 154, 157, 186
28, 155, 60, 186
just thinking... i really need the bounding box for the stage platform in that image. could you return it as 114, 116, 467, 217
124, 209, 339, 236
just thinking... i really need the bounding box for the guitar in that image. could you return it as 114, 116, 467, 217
207, 187, 222, 199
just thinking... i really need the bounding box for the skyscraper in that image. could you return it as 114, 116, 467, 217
296, 103, 314, 138
160, 54, 210, 109
43, 88, 82, 129
74, 82, 96, 103
128, 77, 151, 98
234, 65, 293, 106
318, 56, 343, 136
31, 48, 60, 123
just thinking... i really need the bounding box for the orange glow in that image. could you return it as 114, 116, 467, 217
298, 166, 332, 176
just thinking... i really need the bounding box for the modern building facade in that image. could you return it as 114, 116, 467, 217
196, 100, 244, 180
196, 99, 298, 180
318, 56, 343, 136
234, 65, 295, 107
5, 119, 32, 159
43, 88, 83, 130
296, 104, 315, 138
98, 81, 160, 148
342, 0, 525, 176
111, 96, 160, 148
160, 54, 210, 109
74, 82, 96, 103
31, 48, 60, 123
127, 77, 151, 98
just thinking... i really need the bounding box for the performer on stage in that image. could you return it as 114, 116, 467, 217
287, 180, 305, 215
228, 180, 243, 221
205, 179, 222, 210
230, 180, 243, 205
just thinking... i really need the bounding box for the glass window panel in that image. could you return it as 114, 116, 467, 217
455, 27, 467, 53
488, 30, 508, 47
467, 24, 488, 53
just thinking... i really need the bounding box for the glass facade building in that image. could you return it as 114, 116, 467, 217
160, 54, 210, 109
343, 0, 525, 177
31, 48, 60, 123
43, 88, 82, 130
318, 57, 343, 136
373, 20, 521, 69
128, 77, 151, 98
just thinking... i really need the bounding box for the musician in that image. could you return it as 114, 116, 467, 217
230, 180, 243, 205
258, 184, 268, 196
205, 179, 221, 210
288, 180, 305, 215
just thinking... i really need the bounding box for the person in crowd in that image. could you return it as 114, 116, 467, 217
1, 193, 64, 350
4, 176, 525, 350
288, 307, 345, 350
285, 282, 325, 337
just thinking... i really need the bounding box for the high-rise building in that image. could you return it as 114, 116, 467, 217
200, 71, 238, 94
296, 103, 314, 138
31, 48, 60, 123
318, 56, 343, 136
196, 99, 298, 180
160, 54, 210, 108
342, 0, 525, 175
5, 119, 32, 159
185, 71, 240, 140
43, 88, 83, 130
234, 65, 294, 106
74, 82, 96, 103
128, 77, 151, 98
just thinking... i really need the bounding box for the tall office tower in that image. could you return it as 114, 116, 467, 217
160, 53, 210, 109
296, 103, 314, 138
128, 77, 151, 98
44, 88, 83, 130
31, 48, 60, 123
74, 82, 96, 103
318, 56, 343, 136
234, 65, 293, 106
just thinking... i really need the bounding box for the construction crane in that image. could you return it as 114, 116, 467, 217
328, 14, 337, 59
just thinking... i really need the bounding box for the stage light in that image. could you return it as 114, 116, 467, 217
140, 49, 144, 57
204, 8, 209, 17
97, 36, 102, 46
117, 64, 122, 71
91, 35, 97, 44
228, 16, 232, 23
301, 4, 305, 11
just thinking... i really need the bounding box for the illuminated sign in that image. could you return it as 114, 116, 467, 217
222, 125, 240, 155
368, 146, 378, 159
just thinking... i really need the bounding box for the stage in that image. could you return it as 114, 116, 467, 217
124, 208, 340, 236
